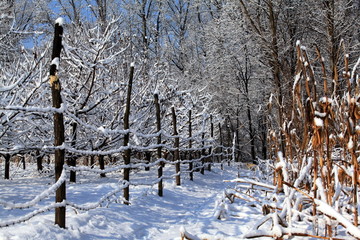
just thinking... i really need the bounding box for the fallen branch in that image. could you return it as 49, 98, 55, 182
227, 188, 261, 202
224, 178, 275, 190
244, 231, 347, 240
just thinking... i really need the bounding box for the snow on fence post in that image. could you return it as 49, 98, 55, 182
188, 110, 193, 181
172, 107, 181, 186
50, 17, 66, 228
123, 62, 134, 204
154, 93, 163, 196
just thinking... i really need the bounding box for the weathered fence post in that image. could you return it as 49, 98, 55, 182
227, 122, 231, 166
219, 123, 223, 170
4, 154, 10, 179
68, 121, 77, 182
172, 107, 180, 186
123, 63, 134, 204
208, 115, 213, 171
50, 18, 65, 228
20, 155, 25, 170
188, 110, 193, 181
36, 150, 43, 172
145, 151, 151, 171
154, 94, 163, 196
200, 132, 205, 175
99, 155, 106, 178
89, 155, 95, 167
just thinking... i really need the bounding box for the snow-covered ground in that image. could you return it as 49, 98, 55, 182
0, 163, 267, 240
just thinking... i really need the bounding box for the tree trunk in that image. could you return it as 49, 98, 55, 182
259, 115, 267, 160
268, 0, 286, 156
246, 100, 256, 161
238, 0, 285, 156
324, 0, 340, 96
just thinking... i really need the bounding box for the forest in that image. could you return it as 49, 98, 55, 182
2, 0, 360, 239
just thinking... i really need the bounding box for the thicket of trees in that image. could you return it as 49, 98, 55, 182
1, 0, 360, 163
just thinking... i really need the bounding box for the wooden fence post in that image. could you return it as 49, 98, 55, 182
227, 123, 231, 166
36, 150, 43, 172
99, 155, 106, 178
200, 132, 205, 175
154, 94, 163, 196
172, 107, 180, 186
68, 121, 77, 182
208, 115, 213, 171
20, 155, 25, 170
50, 18, 65, 228
188, 110, 193, 181
145, 151, 151, 171
90, 155, 95, 167
219, 123, 223, 170
123, 63, 134, 204
4, 154, 10, 179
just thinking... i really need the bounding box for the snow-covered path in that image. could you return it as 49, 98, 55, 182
0, 164, 264, 240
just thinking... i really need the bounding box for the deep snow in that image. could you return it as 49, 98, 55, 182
0, 162, 266, 240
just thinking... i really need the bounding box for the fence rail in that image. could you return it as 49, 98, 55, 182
0, 150, 232, 228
